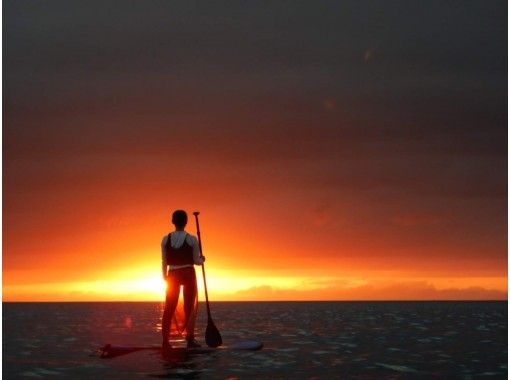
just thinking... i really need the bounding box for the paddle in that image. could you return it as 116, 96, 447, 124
193, 211, 222, 348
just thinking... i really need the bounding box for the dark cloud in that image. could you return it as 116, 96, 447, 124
229, 281, 507, 301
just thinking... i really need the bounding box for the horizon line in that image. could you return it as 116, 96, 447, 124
2, 299, 507, 303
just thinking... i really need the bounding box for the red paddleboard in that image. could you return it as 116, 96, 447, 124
99, 340, 263, 359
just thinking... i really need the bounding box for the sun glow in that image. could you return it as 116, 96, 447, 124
3, 245, 507, 302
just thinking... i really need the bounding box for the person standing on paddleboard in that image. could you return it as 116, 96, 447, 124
161, 210, 205, 349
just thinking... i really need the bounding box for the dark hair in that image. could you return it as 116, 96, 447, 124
172, 210, 188, 228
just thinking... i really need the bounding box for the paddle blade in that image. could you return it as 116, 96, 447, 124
205, 320, 222, 347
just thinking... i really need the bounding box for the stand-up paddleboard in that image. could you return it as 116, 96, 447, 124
99, 340, 263, 359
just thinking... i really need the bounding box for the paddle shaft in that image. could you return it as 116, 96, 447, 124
193, 213, 212, 320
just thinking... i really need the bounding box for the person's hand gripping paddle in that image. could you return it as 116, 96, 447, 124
193, 211, 222, 348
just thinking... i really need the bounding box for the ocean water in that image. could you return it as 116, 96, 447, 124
2, 301, 507, 379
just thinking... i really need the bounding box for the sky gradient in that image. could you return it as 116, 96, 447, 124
3, 1, 507, 301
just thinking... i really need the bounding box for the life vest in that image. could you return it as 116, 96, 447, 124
165, 233, 194, 266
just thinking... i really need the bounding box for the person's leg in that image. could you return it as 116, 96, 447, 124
162, 274, 180, 347
183, 267, 198, 345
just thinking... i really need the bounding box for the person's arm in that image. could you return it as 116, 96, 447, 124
191, 236, 205, 265
161, 235, 169, 279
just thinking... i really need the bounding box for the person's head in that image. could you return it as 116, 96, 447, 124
172, 210, 188, 229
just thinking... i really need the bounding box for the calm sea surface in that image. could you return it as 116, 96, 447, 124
2, 301, 507, 379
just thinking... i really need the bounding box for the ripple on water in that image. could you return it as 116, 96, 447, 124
275, 348, 299, 352
339, 342, 357, 348
35, 368, 61, 376
376, 363, 418, 373
20, 372, 43, 378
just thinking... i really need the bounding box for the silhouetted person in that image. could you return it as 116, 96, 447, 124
161, 210, 205, 349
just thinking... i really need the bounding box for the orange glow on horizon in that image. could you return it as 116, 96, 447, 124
2, 198, 507, 302
3, 260, 507, 301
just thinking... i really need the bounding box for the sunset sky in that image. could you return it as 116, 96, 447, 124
3, 1, 507, 301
